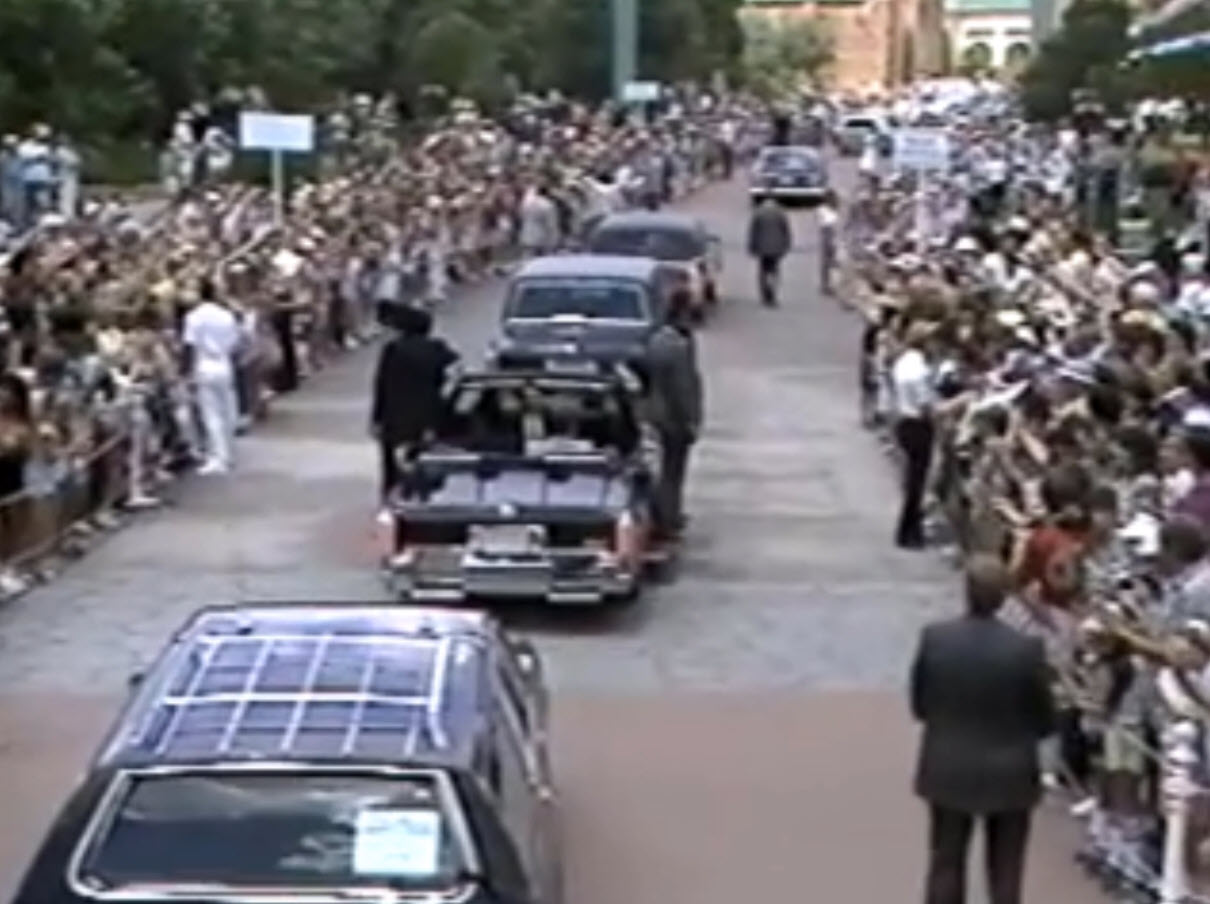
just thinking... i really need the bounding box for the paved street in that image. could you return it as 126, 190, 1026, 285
0, 178, 1105, 902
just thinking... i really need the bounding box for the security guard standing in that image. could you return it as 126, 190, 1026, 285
646, 287, 703, 540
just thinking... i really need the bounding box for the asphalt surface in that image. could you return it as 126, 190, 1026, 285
0, 176, 1107, 903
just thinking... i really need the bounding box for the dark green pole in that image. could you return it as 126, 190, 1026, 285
612, 0, 638, 102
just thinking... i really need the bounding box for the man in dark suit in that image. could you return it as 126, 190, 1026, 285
370, 304, 458, 502
910, 555, 1056, 904
645, 287, 703, 540
746, 197, 791, 306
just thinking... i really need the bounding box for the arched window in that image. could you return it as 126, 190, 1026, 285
958, 41, 992, 74
1004, 41, 1032, 71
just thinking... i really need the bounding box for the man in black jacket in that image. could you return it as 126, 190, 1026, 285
645, 288, 703, 539
370, 305, 458, 502
910, 554, 1055, 904
747, 197, 792, 306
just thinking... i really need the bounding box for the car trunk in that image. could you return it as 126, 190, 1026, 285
393, 455, 629, 546
500, 318, 650, 368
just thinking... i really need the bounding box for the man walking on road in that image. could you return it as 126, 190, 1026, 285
747, 196, 791, 306
183, 278, 242, 475
646, 288, 703, 540
910, 555, 1055, 904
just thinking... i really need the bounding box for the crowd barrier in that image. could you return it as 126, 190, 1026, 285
844, 202, 1210, 902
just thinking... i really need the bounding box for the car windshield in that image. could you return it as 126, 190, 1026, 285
509, 278, 646, 320
758, 149, 816, 173
843, 118, 878, 132
588, 226, 702, 261
76, 771, 472, 892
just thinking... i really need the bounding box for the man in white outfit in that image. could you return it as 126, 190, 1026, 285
183, 279, 242, 475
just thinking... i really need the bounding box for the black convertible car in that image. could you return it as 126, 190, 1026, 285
381, 370, 663, 605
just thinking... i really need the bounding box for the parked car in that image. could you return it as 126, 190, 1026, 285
490, 254, 674, 375
834, 113, 892, 157
9, 603, 563, 904
382, 369, 661, 604
749, 145, 830, 205
584, 211, 722, 319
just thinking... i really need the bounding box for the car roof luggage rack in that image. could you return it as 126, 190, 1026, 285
131, 630, 461, 763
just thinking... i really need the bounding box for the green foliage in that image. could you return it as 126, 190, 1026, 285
0, 0, 744, 146
739, 14, 835, 100
1018, 0, 1132, 122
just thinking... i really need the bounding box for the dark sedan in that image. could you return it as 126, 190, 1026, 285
490, 254, 672, 376
749, 146, 829, 206
584, 211, 722, 319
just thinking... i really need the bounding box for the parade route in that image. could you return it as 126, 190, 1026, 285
0, 178, 1107, 902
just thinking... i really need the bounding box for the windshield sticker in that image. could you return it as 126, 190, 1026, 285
352, 808, 441, 876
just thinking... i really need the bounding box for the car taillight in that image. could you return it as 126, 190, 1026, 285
614, 510, 640, 568
374, 509, 398, 559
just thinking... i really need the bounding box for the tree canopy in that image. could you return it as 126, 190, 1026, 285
739, 14, 834, 101
1018, 0, 1132, 122
0, 0, 745, 141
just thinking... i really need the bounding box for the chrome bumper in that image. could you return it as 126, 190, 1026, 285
750, 185, 827, 199
385, 545, 636, 604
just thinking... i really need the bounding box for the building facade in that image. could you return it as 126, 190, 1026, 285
741, 0, 947, 92
945, 0, 1033, 71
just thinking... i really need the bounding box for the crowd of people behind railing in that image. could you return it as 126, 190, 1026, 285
846, 111, 1210, 898
0, 89, 758, 601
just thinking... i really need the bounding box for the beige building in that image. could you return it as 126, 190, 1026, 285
741, 0, 947, 92
945, 0, 1033, 72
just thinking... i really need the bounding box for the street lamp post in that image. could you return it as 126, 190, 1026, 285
612, 0, 638, 103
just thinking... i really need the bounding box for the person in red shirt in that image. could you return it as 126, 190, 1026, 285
1007, 468, 1093, 637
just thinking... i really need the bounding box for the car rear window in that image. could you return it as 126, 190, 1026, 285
509, 278, 646, 320
75, 771, 472, 892
757, 149, 817, 172
842, 118, 879, 131
587, 226, 703, 261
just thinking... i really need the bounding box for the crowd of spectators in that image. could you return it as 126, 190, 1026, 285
0, 90, 754, 601
848, 113, 1210, 894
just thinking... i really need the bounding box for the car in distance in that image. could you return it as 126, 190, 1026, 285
584, 211, 722, 320
749, 145, 829, 206
382, 369, 658, 604
10, 603, 562, 904
490, 254, 673, 375
834, 112, 892, 157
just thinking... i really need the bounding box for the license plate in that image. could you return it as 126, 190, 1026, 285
473, 525, 538, 553
544, 358, 597, 375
